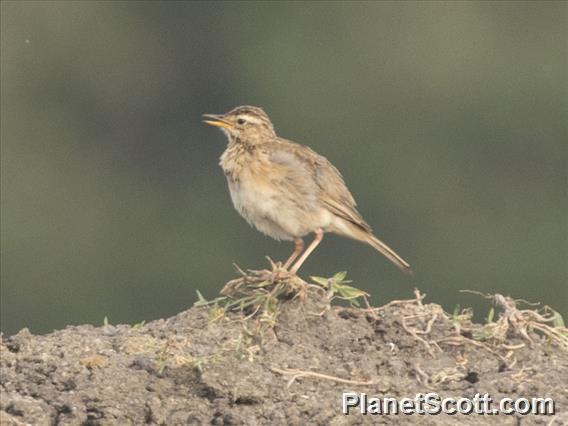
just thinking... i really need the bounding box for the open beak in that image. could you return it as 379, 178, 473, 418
202, 114, 233, 129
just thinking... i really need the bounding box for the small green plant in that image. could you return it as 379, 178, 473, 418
552, 310, 566, 329
132, 320, 146, 329
485, 307, 495, 324
176, 354, 213, 373
450, 305, 474, 326
191, 270, 369, 366
450, 304, 461, 321
471, 327, 494, 342
155, 341, 171, 374
194, 271, 370, 329
193, 276, 302, 325
194, 290, 226, 307
311, 271, 369, 307
208, 304, 226, 323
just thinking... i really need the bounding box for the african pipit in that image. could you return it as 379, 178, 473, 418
203, 106, 411, 276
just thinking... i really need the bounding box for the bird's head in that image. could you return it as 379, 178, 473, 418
203, 105, 276, 144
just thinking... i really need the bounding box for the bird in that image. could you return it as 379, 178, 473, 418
203, 105, 412, 276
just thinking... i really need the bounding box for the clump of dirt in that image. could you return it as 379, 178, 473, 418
1, 283, 567, 425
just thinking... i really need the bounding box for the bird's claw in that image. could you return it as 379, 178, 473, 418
223, 258, 307, 297
234, 256, 294, 283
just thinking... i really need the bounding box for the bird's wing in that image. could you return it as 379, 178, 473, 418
267, 139, 373, 233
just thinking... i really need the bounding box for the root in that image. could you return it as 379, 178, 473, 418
401, 316, 441, 356
368, 289, 567, 378
459, 291, 568, 351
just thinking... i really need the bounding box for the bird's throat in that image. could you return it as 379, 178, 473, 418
220, 139, 255, 182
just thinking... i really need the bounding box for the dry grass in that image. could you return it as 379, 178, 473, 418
190, 267, 567, 388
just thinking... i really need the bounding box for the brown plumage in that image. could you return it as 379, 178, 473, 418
203, 105, 412, 275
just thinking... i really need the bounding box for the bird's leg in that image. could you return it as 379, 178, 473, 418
243, 237, 310, 283
290, 229, 324, 275
282, 238, 304, 270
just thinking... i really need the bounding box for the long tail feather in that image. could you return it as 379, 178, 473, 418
338, 221, 413, 275
367, 233, 413, 276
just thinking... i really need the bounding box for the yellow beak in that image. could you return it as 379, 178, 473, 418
202, 114, 233, 129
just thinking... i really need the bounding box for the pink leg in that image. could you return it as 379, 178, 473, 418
290, 229, 324, 274
283, 238, 304, 270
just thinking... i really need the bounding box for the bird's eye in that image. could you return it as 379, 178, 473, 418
237, 118, 246, 125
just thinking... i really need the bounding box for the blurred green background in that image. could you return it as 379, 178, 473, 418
1, 2, 566, 336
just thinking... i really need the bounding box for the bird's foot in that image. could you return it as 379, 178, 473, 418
221, 256, 308, 299
246, 256, 293, 283
223, 257, 299, 296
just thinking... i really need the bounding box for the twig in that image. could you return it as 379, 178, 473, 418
413, 288, 425, 306
270, 367, 376, 387
437, 335, 509, 364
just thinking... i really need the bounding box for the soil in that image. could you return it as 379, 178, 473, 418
1, 287, 567, 425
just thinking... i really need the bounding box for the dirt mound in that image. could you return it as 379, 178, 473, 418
1, 286, 567, 425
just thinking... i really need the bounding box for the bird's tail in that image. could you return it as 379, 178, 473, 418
339, 221, 413, 275
367, 233, 413, 276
